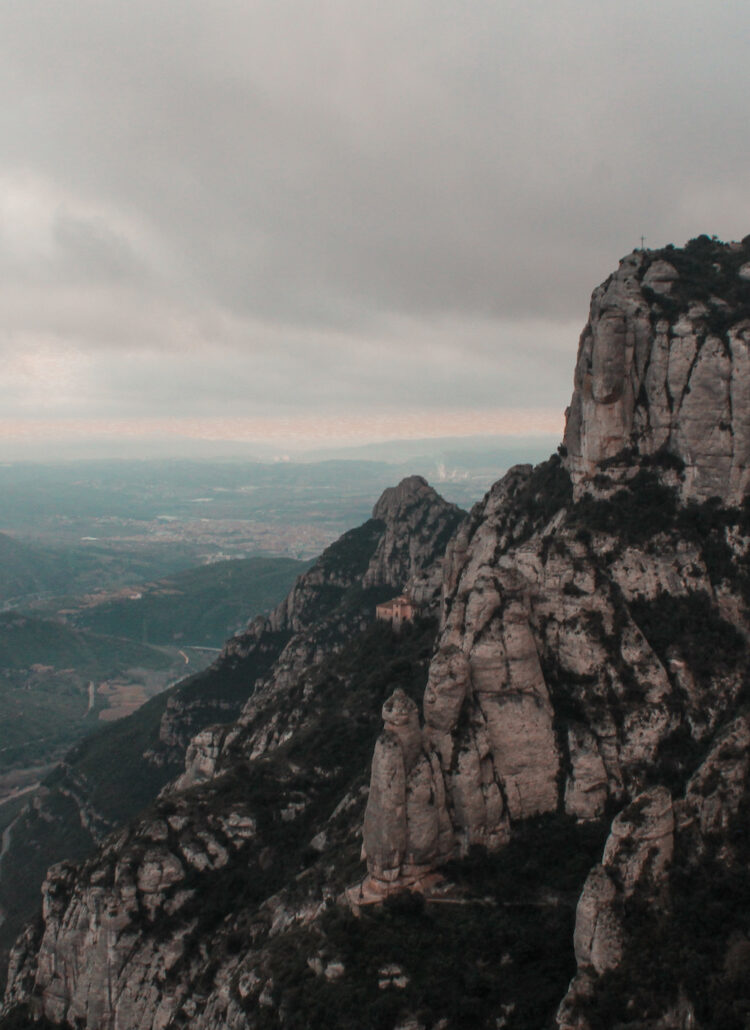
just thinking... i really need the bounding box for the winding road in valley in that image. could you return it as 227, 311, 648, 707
0, 812, 19, 875
0, 783, 39, 809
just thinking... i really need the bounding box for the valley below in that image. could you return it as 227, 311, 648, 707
3, 239, 750, 1029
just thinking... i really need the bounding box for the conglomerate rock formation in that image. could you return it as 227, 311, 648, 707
360, 239, 750, 909
564, 245, 750, 502
4, 236, 750, 1030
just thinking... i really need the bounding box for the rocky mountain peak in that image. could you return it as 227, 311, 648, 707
382, 686, 418, 726
371, 475, 435, 521
563, 235, 750, 503
364, 475, 464, 606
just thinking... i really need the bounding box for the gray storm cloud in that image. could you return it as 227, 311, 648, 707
0, 0, 748, 434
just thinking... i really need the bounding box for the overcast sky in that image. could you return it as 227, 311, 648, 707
1, 1, 748, 456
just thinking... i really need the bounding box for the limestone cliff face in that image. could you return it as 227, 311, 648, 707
363, 475, 462, 604
564, 240, 750, 502
4, 798, 259, 1029
558, 716, 750, 1030
557, 786, 676, 1030
355, 239, 750, 1026
361, 453, 713, 888
361, 239, 750, 898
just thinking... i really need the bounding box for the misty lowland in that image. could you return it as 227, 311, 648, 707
1, 236, 750, 1029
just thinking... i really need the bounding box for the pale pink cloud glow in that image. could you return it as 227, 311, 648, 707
0, 409, 563, 450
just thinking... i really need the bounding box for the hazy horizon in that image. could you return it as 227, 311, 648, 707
2, 2, 748, 460
0, 430, 560, 467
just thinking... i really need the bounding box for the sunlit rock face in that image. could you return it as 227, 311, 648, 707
564, 245, 750, 503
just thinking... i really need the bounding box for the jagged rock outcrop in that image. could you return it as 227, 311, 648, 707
558, 715, 750, 1029
174, 478, 463, 791
361, 689, 451, 889
558, 787, 675, 1029
0, 598, 291, 976
361, 238, 750, 902
260, 474, 462, 639
363, 475, 462, 604
681, 714, 750, 840
576, 786, 674, 971
5, 237, 750, 1030
4, 798, 258, 1030
172, 726, 232, 792
1, 478, 462, 1029
564, 240, 750, 502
